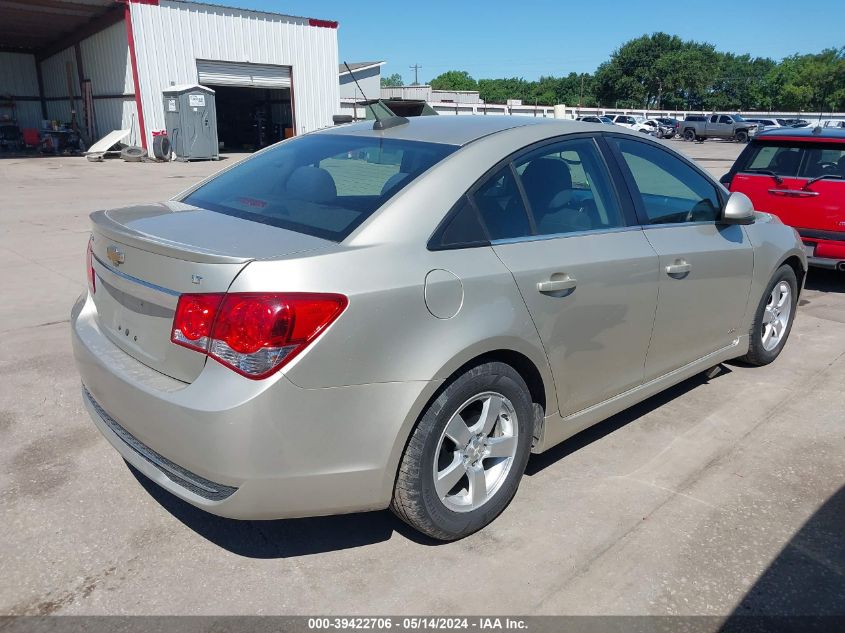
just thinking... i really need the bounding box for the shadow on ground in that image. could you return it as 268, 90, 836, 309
720, 485, 845, 630
129, 365, 731, 558
526, 366, 728, 475
804, 268, 843, 293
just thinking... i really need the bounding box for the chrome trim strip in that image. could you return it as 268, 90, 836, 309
83, 386, 237, 501
93, 254, 180, 297
490, 225, 641, 246
642, 220, 717, 230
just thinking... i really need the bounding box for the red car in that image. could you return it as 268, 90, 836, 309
721, 127, 845, 270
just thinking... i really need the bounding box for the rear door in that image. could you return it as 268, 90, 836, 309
607, 135, 753, 379
480, 136, 659, 416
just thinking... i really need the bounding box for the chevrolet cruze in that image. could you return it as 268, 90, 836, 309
72, 116, 806, 540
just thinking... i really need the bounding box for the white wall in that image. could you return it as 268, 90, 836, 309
79, 20, 138, 141
37, 20, 139, 144
129, 0, 340, 149
0, 52, 41, 128
340, 65, 381, 100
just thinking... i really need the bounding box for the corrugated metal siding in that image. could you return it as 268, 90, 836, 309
130, 0, 339, 148
0, 52, 41, 128
41, 47, 77, 98
38, 19, 136, 140
78, 19, 136, 138
0, 52, 39, 96
380, 86, 432, 101
80, 20, 134, 95
431, 90, 482, 104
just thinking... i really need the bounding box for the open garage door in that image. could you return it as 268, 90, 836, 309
196, 61, 291, 89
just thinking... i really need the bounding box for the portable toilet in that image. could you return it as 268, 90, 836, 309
162, 84, 218, 161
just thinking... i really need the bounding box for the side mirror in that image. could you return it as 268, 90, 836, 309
721, 191, 755, 225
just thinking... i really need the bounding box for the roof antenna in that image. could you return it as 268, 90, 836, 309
342, 61, 409, 131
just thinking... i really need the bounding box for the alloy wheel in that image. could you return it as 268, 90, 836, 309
433, 391, 519, 513
762, 281, 792, 351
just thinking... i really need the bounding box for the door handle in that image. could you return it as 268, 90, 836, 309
665, 260, 691, 277
537, 275, 577, 294
768, 188, 819, 197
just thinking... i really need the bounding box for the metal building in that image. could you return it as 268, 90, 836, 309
0, 0, 339, 152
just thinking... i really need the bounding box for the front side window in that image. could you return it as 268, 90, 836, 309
611, 137, 721, 224
800, 144, 845, 179
513, 138, 625, 236
719, 115, 733, 124
184, 134, 456, 241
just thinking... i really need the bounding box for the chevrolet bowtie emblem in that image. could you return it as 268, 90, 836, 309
107, 245, 125, 266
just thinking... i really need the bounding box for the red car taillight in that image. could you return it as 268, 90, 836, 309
86, 236, 96, 294
171, 292, 348, 379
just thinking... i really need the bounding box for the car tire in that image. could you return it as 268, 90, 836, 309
735, 130, 749, 143
391, 362, 534, 541
683, 129, 696, 141
740, 264, 798, 366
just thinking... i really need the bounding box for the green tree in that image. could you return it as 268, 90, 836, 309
380, 73, 403, 87
478, 77, 531, 104
594, 32, 686, 107
706, 54, 776, 111
766, 48, 845, 112
429, 70, 478, 91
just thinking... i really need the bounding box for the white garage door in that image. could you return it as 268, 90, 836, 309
196, 61, 292, 88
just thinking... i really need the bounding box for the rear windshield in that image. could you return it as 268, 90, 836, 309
183, 134, 457, 241
737, 141, 845, 178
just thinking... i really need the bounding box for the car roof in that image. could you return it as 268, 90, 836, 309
755, 127, 845, 142
315, 115, 609, 146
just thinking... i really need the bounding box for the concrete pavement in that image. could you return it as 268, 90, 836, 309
0, 141, 842, 617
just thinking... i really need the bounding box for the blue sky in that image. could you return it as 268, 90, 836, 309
221, 0, 844, 82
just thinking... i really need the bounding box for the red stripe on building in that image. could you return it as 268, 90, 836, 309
308, 18, 338, 28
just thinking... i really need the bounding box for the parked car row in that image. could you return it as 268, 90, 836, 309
576, 114, 675, 138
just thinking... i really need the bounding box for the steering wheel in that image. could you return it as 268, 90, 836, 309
817, 161, 838, 172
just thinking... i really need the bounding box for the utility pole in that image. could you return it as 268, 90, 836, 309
409, 64, 422, 85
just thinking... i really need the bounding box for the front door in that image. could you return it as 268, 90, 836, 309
608, 135, 754, 380
474, 136, 659, 416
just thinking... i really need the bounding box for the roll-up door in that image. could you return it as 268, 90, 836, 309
196, 61, 292, 88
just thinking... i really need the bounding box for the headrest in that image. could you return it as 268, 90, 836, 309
286, 166, 337, 203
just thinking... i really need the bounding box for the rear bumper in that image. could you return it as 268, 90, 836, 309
71, 292, 436, 519
800, 234, 845, 270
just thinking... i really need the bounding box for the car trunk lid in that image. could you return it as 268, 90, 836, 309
89, 201, 333, 382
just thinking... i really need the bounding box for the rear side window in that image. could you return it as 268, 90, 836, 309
471, 165, 532, 240
183, 134, 456, 241
514, 138, 624, 236
801, 144, 845, 178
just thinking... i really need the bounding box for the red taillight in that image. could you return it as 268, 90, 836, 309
171, 293, 224, 351
171, 293, 347, 379
86, 237, 96, 294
